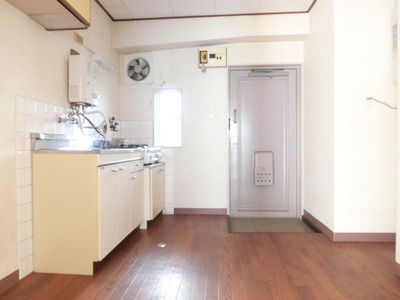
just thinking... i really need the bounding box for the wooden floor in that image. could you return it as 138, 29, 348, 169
1, 215, 400, 300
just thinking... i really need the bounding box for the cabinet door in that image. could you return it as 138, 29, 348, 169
62, 0, 91, 24
131, 169, 144, 230
99, 164, 119, 260
117, 162, 133, 241
151, 166, 165, 219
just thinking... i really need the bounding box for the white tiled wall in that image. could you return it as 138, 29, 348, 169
15, 96, 72, 279
118, 120, 153, 146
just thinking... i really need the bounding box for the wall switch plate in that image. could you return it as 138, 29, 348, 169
198, 48, 227, 68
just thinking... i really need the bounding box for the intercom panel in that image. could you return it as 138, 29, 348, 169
198, 48, 227, 68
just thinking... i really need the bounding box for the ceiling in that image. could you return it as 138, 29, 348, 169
96, 0, 316, 21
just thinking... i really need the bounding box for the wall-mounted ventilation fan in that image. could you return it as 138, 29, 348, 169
127, 58, 150, 81
123, 54, 152, 84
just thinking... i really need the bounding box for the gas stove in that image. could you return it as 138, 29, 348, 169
109, 139, 162, 164
143, 146, 163, 165
119, 144, 148, 149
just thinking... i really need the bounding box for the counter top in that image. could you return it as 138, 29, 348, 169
144, 162, 165, 169
33, 148, 144, 154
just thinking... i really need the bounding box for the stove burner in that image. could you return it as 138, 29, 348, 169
120, 144, 148, 148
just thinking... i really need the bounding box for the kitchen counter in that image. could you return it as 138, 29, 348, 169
30, 132, 145, 155
33, 148, 144, 154
32, 149, 145, 275
144, 162, 165, 169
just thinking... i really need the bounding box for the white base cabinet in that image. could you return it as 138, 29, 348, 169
98, 158, 144, 259
141, 163, 165, 229
32, 152, 144, 275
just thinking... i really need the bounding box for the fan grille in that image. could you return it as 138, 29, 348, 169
127, 58, 150, 81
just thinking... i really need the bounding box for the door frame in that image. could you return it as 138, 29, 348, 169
227, 65, 302, 218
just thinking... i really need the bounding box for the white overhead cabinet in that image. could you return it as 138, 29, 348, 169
5, 0, 91, 30
32, 152, 144, 275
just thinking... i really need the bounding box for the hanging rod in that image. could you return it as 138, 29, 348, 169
366, 97, 397, 110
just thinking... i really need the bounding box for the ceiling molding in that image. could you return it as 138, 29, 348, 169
95, 0, 318, 22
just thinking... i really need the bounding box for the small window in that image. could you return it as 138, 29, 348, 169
154, 89, 182, 147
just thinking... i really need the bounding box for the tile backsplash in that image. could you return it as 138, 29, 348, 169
15, 96, 72, 279
15, 96, 170, 279
117, 120, 153, 146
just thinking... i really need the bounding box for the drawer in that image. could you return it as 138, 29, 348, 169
131, 160, 144, 173
98, 152, 143, 166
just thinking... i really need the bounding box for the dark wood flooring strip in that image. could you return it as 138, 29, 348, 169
1, 215, 400, 299
0, 271, 18, 296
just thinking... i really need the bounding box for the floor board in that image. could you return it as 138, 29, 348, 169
1, 215, 400, 300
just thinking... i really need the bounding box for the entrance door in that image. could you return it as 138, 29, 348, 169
229, 67, 300, 218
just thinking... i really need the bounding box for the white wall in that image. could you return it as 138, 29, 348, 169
0, 0, 65, 280
113, 14, 309, 53
120, 41, 304, 212
333, 0, 396, 232
303, 0, 335, 230
396, 0, 400, 270
54, 2, 120, 117
116, 11, 307, 214
304, 0, 396, 233
0, 0, 119, 280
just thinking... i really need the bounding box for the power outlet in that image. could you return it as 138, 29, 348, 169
255, 167, 273, 186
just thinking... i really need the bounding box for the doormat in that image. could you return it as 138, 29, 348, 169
228, 217, 318, 233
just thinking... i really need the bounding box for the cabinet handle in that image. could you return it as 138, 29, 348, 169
118, 167, 126, 171
131, 176, 137, 179
157, 169, 164, 173
111, 169, 118, 172
136, 163, 142, 166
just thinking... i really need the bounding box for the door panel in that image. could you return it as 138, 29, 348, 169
99, 165, 119, 260
117, 164, 132, 240
239, 77, 287, 211
130, 169, 144, 230
229, 67, 299, 218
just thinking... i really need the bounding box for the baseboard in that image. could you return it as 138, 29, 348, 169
333, 232, 395, 242
174, 208, 227, 215
302, 210, 334, 240
302, 210, 395, 242
0, 270, 19, 295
